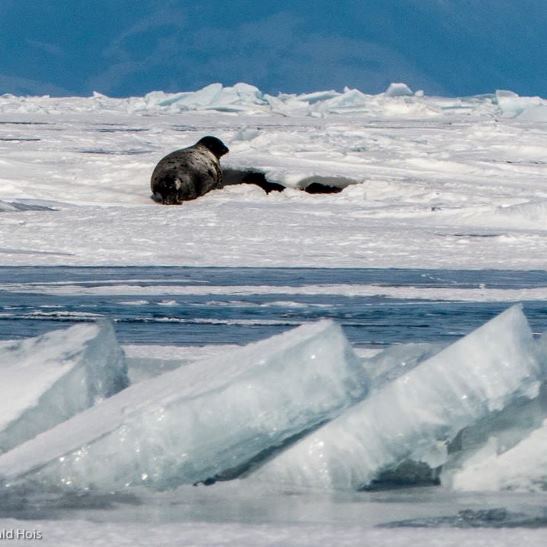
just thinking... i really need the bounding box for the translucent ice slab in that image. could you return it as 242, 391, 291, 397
0, 320, 366, 490
0, 321, 127, 453
253, 305, 541, 490
444, 416, 547, 492
440, 334, 547, 492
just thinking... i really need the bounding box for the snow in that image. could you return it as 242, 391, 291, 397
0, 320, 367, 490
2, 83, 547, 541
0, 84, 546, 268
1, 518, 547, 547
252, 305, 541, 490
0, 321, 127, 454
4, 281, 547, 302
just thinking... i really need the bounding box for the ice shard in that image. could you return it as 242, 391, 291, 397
439, 334, 547, 492
443, 418, 547, 492
0, 320, 366, 491
252, 305, 541, 490
0, 321, 128, 454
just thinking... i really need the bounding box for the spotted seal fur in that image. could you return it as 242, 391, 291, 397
151, 136, 229, 205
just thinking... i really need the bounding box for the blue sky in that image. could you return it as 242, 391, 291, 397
1, 0, 546, 97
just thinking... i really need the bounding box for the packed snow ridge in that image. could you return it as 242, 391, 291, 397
0, 305, 546, 493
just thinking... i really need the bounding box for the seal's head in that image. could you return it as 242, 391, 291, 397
197, 136, 229, 159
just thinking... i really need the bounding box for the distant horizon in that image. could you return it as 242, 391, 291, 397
3, 81, 542, 100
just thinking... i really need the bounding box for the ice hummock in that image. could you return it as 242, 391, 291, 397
0, 321, 128, 454
252, 305, 541, 490
495, 89, 547, 120
0, 320, 367, 491
146, 82, 268, 112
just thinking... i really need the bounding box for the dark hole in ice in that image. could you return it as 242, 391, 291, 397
222, 168, 351, 195
304, 182, 343, 194
222, 168, 285, 194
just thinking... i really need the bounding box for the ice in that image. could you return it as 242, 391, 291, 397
145, 83, 268, 112
314, 87, 370, 113
0, 322, 127, 454
494, 89, 547, 119
132, 81, 436, 118
444, 416, 547, 492
439, 334, 547, 492
123, 344, 235, 384
3, 85, 547, 269
514, 105, 547, 122
4, 519, 547, 547
496, 200, 547, 226
363, 341, 445, 390
0, 320, 367, 490
384, 83, 414, 97
441, 384, 547, 491
252, 305, 541, 490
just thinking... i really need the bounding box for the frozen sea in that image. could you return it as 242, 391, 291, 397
1, 84, 547, 545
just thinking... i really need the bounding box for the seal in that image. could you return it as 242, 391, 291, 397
151, 136, 229, 205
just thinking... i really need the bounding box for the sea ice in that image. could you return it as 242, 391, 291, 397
444, 414, 547, 492
252, 305, 541, 490
0, 320, 367, 490
384, 82, 414, 97
3, 85, 547, 269
0, 321, 127, 454
439, 334, 547, 491
363, 341, 445, 390
495, 89, 547, 119
147, 82, 268, 112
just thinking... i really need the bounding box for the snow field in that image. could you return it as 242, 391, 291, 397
0, 84, 546, 268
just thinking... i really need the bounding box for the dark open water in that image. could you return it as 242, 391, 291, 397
0, 266, 546, 346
